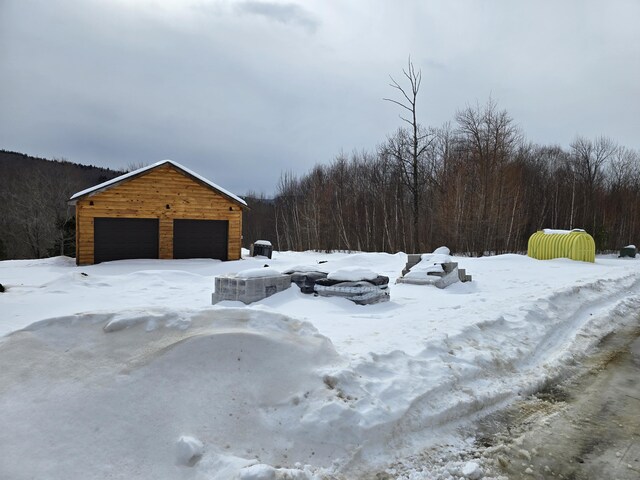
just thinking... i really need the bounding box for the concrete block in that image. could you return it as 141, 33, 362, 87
457, 269, 472, 282
212, 273, 292, 305
442, 262, 458, 274
402, 254, 423, 276
397, 262, 462, 289
435, 266, 459, 288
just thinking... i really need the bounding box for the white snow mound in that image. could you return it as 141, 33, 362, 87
176, 435, 204, 466
0, 308, 341, 479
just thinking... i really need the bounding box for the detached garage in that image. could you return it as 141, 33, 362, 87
69, 160, 246, 265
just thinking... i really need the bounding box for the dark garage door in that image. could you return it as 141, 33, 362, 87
94, 218, 159, 263
173, 219, 228, 260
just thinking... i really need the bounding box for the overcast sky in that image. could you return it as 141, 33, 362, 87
1, 0, 639, 196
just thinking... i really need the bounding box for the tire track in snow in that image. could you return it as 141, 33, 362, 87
334, 272, 640, 474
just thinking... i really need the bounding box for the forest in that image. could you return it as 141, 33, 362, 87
262, 99, 640, 255
247, 63, 640, 255
0, 151, 123, 260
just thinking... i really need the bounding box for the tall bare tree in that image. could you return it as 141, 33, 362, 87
454, 98, 521, 253
384, 58, 433, 252
570, 135, 617, 237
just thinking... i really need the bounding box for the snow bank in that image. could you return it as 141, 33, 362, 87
0, 308, 341, 480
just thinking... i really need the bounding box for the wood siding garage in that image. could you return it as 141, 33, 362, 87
70, 161, 246, 265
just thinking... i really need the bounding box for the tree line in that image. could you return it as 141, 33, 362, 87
0, 151, 123, 260
266, 98, 639, 255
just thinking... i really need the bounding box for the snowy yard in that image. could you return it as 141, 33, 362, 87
1, 251, 639, 479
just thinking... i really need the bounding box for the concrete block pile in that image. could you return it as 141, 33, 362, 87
212, 269, 291, 304
397, 247, 472, 288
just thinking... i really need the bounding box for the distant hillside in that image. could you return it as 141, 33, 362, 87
0, 150, 124, 259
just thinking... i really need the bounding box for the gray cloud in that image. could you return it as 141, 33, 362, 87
235, 1, 319, 32
0, 0, 638, 196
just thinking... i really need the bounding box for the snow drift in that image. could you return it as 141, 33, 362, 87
0, 309, 344, 479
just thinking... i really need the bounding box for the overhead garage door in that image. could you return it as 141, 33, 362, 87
173, 219, 228, 260
94, 218, 159, 263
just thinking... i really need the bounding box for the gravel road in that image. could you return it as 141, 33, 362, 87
474, 323, 640, 479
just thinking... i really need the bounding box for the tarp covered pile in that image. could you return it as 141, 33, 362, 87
286, 266, 390, 304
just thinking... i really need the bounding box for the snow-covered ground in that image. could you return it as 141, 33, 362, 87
1, 250, 639, 479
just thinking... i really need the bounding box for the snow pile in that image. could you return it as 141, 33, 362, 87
461, 461, 483, 479
0, 308, 341, 479
176, 435, 204, 466
432, 246, 451, 255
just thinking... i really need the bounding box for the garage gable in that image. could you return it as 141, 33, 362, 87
70, 160, 247, 207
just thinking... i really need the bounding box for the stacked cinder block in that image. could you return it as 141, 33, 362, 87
401, 254, 423, 276
457, 266, 472, 282
397, 251, 472, 288
212, 273, 292, 304
397, 262, 461, 288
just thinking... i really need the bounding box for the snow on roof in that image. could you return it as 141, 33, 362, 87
69, 159, 247, 206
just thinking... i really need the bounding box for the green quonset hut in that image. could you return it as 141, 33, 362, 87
527, 229, 595, 263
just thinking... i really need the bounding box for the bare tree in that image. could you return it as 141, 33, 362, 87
570, 135, 617, 192
384, 58, 433, 252
454, 98, 521, 254
570, 135, 617, 236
